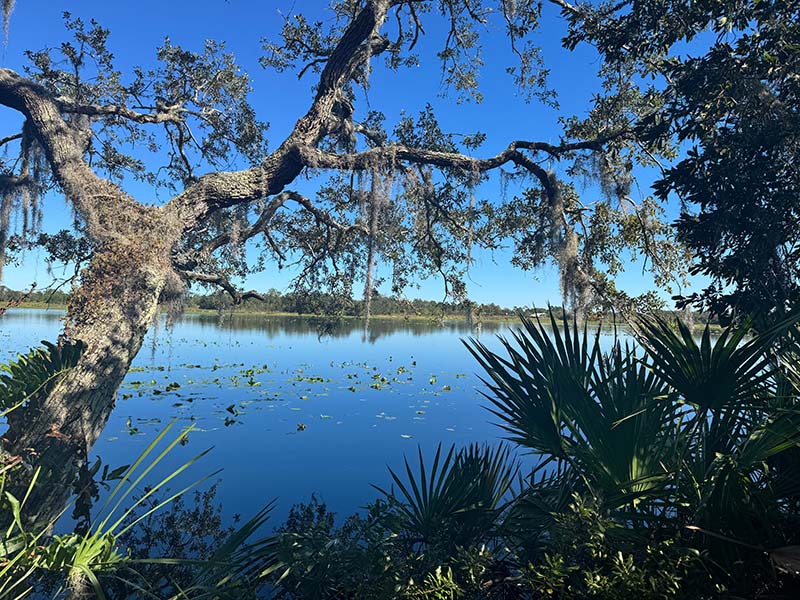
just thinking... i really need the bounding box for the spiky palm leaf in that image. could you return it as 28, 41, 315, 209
638, 315, 800, 413
502, 462, 579, 549
468, 313, 677, 510
572, 341, 676, 508
0, 339, 85, 413
375, 443, 517, 548
464, 313, 599, 459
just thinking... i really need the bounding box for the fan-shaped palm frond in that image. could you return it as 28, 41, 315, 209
639, 314, 800, 413
503, 462, 579, 548
0, 339, 85, 414
468, 312, 679, 510
464, 313, 599, 458
375, 443, 517, 548
572, 342, 676, 508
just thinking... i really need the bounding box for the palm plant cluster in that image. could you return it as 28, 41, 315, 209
4, 312, 800, 598
271, 313, 800, 599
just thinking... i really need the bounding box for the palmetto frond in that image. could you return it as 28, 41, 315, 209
467, 313, 677, 510
639, 317, 781, 413
375, 443, 517, 548
0, 339, 85, 414
470, 308, 800, 571
464, 313, 599, 459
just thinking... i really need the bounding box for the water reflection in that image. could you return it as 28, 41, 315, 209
178, 312, 508, 342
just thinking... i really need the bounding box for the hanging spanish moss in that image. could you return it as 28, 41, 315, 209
502, 0, 517, 19
466, 168, 479, 267
558, 226, 591, 317
0, 121, 46, 280
362, 165, 393, 321
543, 170, 593, 318
594, 150, 633, 204
0, 192, 12, 279
411, 167, 436, 244
2, 0, 14, 45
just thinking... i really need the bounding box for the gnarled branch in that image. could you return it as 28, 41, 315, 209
57, 100, 184, 125
0, 68, 149, 243
179, 269, 268, 304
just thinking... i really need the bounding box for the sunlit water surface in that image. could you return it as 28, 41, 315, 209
2, 309, 625, 525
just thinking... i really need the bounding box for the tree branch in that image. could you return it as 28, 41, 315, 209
0, 68, 146, 243
299, 133, 625, 173
0, 172, 32, 190
166, 0, 398, 227
179, 269, 268, 304
547, 0, 579, 15
57, 100, 184, 125
281, 189, 367, 234
0, 132, 22, 148
174, 189, 365, 274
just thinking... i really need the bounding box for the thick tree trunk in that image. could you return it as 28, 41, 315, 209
2, 237, 176, 528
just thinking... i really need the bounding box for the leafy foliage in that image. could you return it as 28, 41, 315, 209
519, 494, 711, 600
0, 346, 278, 598
562, 0, 800, 324
377, 443, 517, 549
0, 1, 693, 322
268, 310, 800, 598
0, 422, 277, 599
0, 339, 85, 413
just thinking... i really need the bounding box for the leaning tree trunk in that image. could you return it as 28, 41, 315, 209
2, 236, 177, 528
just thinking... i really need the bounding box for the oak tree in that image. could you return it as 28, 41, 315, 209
0, 0, 683, 520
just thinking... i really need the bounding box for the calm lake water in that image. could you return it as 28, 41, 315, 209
1, 308, 620, 525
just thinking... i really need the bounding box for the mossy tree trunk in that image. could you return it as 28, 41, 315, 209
2, 229, 181, 527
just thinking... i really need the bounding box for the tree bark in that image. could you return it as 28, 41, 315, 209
2, 232, 177, 528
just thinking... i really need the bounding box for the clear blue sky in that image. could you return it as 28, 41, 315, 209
0, 0, 698, 308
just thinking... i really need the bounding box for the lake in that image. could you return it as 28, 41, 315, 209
1, 308, 617, 526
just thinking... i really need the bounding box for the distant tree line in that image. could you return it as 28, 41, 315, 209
2, 284, 719, 325
185, 288, 537, 320
0, 285, 70, 306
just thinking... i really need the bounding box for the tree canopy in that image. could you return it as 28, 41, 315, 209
0, 0, 798, 509
0, 1, 693, 320
563, 0, 800, 324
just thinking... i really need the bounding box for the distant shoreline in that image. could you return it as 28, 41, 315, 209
7, 302, 521, 323
6, 302, 722, 331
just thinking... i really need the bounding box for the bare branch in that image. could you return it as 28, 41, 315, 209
199, 193, 289, 259
0, 68, 143, 242
547, 0, 579, 15
174, 189, 365, 275
300, 132, 626, 173
180, 269, 268, 304
282, 189, 367, 234
57, 100, 184, 125
0, 132, 21, 147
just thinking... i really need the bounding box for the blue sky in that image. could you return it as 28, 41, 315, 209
0, 0, 698, 307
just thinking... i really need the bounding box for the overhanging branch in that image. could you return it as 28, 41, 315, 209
299, 132, 625, 173
179, 269, 268, 304
57, 100, 184, 125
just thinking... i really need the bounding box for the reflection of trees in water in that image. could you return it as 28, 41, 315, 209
1, 307, 65, 324
186, 313, 509, 343
3, 308, 510, 345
